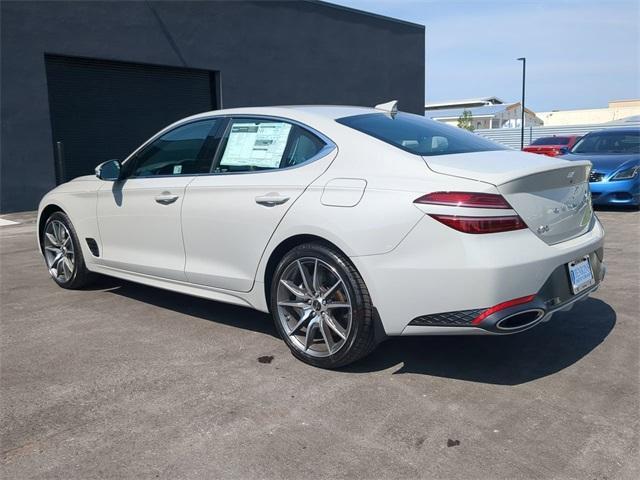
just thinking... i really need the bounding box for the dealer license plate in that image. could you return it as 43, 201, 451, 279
567, 256, 595, 294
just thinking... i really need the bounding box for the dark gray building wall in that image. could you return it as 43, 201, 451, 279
0, 0, 425, 213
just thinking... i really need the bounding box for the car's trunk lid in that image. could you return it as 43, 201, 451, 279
423, 151, 594, 245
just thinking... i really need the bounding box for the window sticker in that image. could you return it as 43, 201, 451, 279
173, 165, 182, 174
221, 122, 292, 168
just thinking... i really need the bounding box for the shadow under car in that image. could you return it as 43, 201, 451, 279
92, 276, 615, 385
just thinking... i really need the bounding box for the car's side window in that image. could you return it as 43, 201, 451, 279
283, 125, 327, 168
214, 118, 325, 173
128, 119, 220, 177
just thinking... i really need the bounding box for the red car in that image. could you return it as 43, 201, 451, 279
523, 135, 582, 157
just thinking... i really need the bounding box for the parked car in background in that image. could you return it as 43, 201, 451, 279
562, 128, 640, 208
523, 135, 582, 157
37, 104, 605, 368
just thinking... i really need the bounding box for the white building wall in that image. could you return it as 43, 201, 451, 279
431, 104, 542, 129
495, 105, 543, 128
537, 105, 640, 126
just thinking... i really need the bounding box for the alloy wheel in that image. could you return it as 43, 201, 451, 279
276, 257, 353, 357
43, 220, 75, 282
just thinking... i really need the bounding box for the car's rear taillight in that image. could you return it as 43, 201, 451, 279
414, 191, 512, 209
414, 192, 527, 234
428, 214, 527, 234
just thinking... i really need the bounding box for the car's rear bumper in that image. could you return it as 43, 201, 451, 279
403, 252, 605, 335
590, 179, 640, 206
351, 214, 605, 335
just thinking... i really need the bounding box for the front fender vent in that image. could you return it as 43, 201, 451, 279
85, 238, 100, 257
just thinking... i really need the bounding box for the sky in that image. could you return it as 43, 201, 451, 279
330, 0, 640, 111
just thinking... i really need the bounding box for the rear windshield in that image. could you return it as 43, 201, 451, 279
571, 130, 640, 154
337, 112, 507, 156
531, 137, 570, 145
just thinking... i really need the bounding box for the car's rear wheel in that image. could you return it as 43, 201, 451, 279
42, 211, 93, 289
270, 242, 377, 368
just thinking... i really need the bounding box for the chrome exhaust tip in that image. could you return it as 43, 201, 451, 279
496, 309, 545, 331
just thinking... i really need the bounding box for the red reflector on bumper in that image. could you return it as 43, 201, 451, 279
428, 214, 528, 234
471, 295, 537, 325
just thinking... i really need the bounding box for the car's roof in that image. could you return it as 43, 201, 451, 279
190, 105, 379, 121
585, 127, 640, 134
535, 135, 579, 138
147, 105, 389, 150
282, 105, 380, 119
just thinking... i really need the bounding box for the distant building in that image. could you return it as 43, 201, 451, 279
425, 97, 542, 129
425, 96, 505, 110
537, 99, 640, 126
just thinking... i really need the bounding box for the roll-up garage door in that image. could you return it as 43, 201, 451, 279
45, 55, 217, 182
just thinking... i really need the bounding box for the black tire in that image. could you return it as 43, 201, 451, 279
42, 211, 94, 289
270, 242, 378, 368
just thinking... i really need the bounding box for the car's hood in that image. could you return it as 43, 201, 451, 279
69, 174, 97, 183
561, 152, 639, 174
42, 175, 102, 198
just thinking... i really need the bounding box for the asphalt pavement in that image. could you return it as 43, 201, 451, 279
1, 209, 638, 479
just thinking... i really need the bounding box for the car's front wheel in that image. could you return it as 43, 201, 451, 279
42, 211, 93, 289
270, 242, 378, 368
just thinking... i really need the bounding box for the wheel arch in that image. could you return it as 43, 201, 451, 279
263, 234, 346, 306
38, 204, 65, 249
262, 233, 388, 345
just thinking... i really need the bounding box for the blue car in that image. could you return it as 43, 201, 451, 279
562, 128, 639, 208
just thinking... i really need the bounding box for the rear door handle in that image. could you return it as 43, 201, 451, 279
155, 193, 179, 205
255, 193, 290, 207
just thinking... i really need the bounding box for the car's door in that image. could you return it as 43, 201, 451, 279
182, 117, 337, 292
96, 118, 222, 280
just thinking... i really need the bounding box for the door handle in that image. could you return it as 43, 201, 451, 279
155, 193, 179, 205
255, 193, 290, 207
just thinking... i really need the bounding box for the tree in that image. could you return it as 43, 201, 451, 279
457, 109, 475, 131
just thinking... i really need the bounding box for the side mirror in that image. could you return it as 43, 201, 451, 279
95, 159, 122, 181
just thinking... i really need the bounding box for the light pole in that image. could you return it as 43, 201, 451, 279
517, 57, 526, 149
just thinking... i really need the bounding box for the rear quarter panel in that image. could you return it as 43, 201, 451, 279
253, 126, 501, 302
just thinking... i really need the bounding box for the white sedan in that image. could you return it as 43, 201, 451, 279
37, 103, 605, 368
